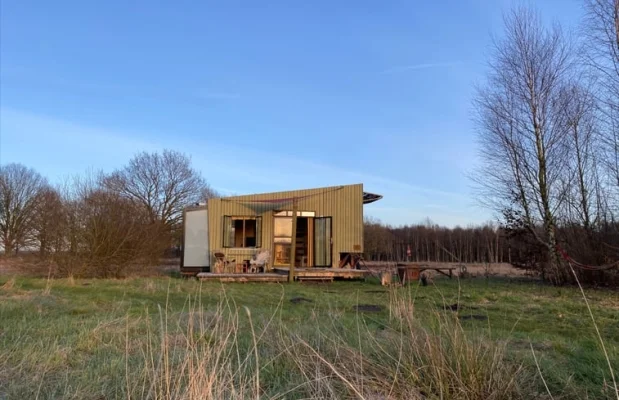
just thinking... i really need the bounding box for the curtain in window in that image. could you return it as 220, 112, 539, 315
255, 217, 262, 247
314, 217, 332, 267
223, 216, 234, 247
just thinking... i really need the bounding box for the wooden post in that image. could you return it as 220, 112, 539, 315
289, 199, 298, 282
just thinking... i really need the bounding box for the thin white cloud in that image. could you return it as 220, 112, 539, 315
0, 107, 487, 226
0, 107, 162, 172
381, 61, 463, 74
1, 106, 468, 201
211, 147, 469, 201
0, 68, 240, 105
212, 187, 239, 195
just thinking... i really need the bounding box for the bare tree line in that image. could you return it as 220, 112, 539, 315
364, 218, 505, 264
0, 150, 214, 277
472, 2, 619, 284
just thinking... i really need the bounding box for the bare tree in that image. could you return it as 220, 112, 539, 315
583, 0, 619, 94
0, 163, 48, 255
74, 190, 168, 277
555, 83, 600, 231
473, 7, 574, 283
103, 150, 209, 229
583, 0, 619, 200
201, 184, 219, 202
54, 174, 169, 277
32, 187, 66, 256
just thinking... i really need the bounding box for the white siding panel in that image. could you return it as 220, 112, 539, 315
183, 209, 210, 267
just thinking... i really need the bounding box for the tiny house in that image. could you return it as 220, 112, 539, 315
180, 183, 382, 275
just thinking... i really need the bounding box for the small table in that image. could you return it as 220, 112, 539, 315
242, 260, 251, 273
396, 263, 456, 283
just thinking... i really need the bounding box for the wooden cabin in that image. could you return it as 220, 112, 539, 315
180, 183, 382, 277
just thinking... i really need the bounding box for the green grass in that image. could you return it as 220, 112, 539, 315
0, 275, 617, 399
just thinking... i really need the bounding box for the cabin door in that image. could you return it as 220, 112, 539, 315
313, 217, 332, 267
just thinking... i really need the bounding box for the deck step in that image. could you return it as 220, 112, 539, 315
297, 277, 334, 282
197, 273, 288, 283
273, 267, 369, 280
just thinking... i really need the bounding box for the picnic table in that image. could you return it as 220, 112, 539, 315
396, 263, 457, 283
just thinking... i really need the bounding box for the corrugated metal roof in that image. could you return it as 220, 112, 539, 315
362, 192, 382, 204
217, 184, 382, 205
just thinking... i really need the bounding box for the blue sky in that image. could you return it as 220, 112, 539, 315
0, 0, 583, 227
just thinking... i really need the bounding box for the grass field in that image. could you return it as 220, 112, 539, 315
0, 275, 618, 399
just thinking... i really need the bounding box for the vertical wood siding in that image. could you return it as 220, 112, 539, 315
207, 184, 364, 267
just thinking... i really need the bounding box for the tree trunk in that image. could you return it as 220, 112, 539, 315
3, 236, 12, 256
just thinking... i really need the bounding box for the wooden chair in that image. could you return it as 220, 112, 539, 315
339, 253, 362, 269
213, 252, 235, 274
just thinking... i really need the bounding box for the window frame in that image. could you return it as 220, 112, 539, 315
274, 210, 316, 217
222, 216, 262, 248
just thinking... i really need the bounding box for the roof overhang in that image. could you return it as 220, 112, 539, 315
363, 192, 383, 204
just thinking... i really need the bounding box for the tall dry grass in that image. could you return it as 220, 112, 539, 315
127, 287, 535, 399
274, 289, 531, 400
126, 291, 265, 399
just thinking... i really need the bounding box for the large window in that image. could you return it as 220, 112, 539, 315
274, 211, 316, 217
223, 216, 262, 248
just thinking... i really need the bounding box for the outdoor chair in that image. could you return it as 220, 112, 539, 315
249, 250, 271, 273
213, 252, 235, 274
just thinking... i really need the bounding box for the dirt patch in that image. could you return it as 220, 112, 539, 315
354, 304, 383, 312
362, 261, 535, 278
442, 303, 480, 311
290, 297, 313, 304
599, 298, 619, 310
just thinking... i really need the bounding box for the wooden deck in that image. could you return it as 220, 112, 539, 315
195, 268, 369, 283
196, 273, 288, 283
273, 267, 369, 281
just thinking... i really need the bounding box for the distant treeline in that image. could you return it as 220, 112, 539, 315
363, 218, 505, 264
363, 217, 619, 286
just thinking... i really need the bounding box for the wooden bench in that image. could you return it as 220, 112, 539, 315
396, 263, 457, 283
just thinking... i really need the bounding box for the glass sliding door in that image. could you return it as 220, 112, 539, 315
273, 216, 293, 265
314, 217, 332, 267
